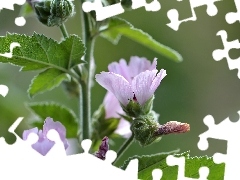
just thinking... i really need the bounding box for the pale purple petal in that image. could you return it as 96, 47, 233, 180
103, 91, 131, 137
22, 118, 68, 155
43, 117, 68, 149
149, 69, 167, 95
108, 59, 131, 82
151, 58, 158, 70
32, 130, 55, 156
22, 127, 38, 140
104, 91, 123, 118
96, 72, 132, 106
132, 70, 159, 105
128, 56, 157, 78
115, 119, 132, 138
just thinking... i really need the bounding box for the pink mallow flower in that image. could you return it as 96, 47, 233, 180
97, 56, 166, 137
96, 56, 167, 107
103, 91, 132, 137
22, 117, 68, 156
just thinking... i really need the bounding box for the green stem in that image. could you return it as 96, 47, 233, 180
113, 135, 134, 165
79, 0, 95, 141
59, 24, 69, 38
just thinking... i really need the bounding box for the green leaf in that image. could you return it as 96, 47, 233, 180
121, 151, 224, 180
28, 68, 70, 97
27, 102, 78, 138
0, 32, 85, 71
100, 18, 182, 62
91, 104, 120, 150
0, 33, 85, 96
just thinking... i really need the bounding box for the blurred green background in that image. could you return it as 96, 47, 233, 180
1, 0, 240, 166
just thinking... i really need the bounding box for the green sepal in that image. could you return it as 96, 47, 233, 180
118, 113, 133, 123
141, 95, 154, 115
122, 100, 142, 118
121, 96, 154, 118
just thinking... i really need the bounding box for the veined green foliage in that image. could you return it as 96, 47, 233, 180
0, 33, 85, 97
121, 151, 224, 180
27, 101, 78, 138
100, 18, 183, 62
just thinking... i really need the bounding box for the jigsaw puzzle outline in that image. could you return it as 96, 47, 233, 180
167, 0, 222, 31
225, 0, 240, 24
1, 0, 240, 179
82, 0, 161, 21
0, 0, 26, 26
212, 30, 240, 79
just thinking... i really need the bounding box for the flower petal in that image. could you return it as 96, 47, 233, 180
108, 59, 131, 82
32, 134, 55, 156
22, 127, 39, 140
128, 56, 157, 78
103, 91, 123, 118
132, 70, 159, 105
96, 72, 132, 106
25, 129, 55, 156
150, 69, 167, 95
43, 117, 68, 149
114, 119, 132, 138
103, 91, 131, 137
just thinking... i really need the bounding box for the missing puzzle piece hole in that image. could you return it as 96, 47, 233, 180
15, 17, 26, 26
229, 48, 240, 61
152, 169, 163, 180
0, 85, 9, 97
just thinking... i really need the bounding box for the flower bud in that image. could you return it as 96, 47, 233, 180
94, 136, 109, 160
33, 0, 75, 27
130, 112, 161, 146
131, 111, 190, 146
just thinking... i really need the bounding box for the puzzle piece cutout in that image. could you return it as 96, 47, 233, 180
152, 169, 163, 180
167, 155, 209, 180
225, 0, 240, 24
0, 1, 26, 26
82, 0, 160, 21
0, 118, 139, 180
198, 111, 240, 180
0, 84, 9, 97
0, 83, 21, 144
0, 42, 20, 58
212, 30, 240, 79
167, 0, 221, 31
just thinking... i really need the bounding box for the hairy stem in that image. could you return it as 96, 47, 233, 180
79, 0, 95, 141
113, 135, 134, 165
59, 24, 69, 38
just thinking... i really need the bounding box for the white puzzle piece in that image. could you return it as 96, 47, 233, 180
212, 30, 240, 79
167, 0, 221, 31
198, 112, 240, 180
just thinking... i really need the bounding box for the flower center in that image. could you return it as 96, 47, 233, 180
133, 93, 137, 102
